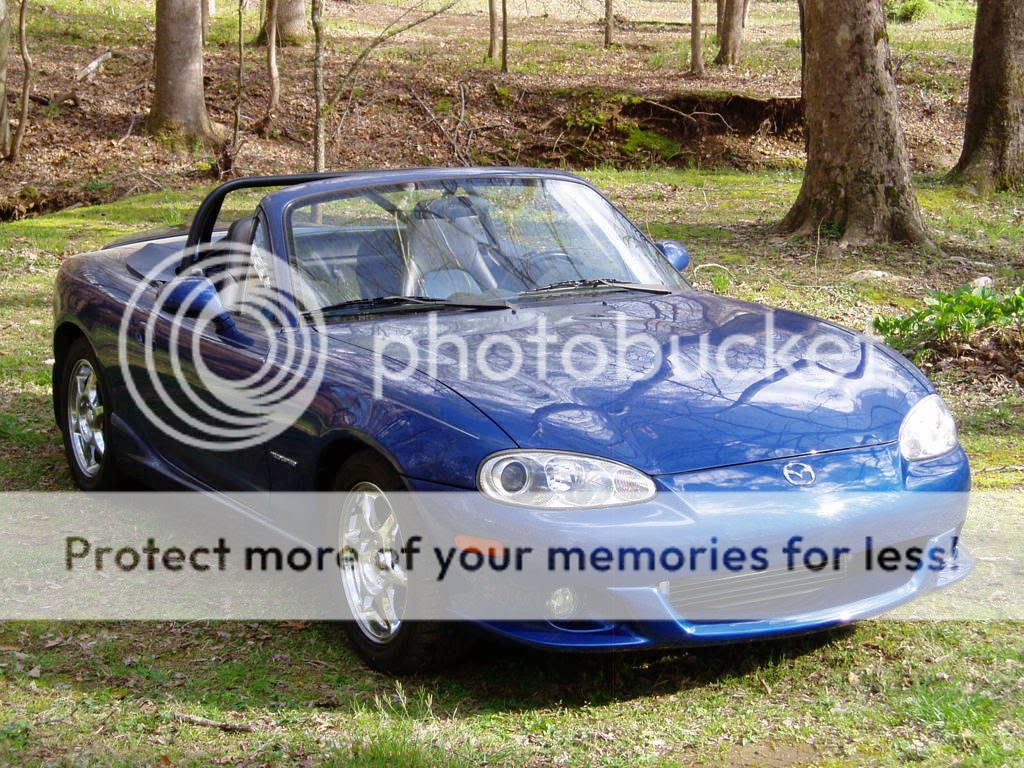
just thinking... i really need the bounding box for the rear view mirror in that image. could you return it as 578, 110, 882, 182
656, 240, 692, 271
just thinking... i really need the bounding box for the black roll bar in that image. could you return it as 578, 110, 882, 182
179, 172, 349, 272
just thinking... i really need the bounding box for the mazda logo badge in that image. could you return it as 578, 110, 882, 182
783, 462, 816, 486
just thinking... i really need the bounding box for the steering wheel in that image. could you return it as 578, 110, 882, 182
524, 249, 577, 286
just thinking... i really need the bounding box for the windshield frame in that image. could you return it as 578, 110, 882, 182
278, 172, 689, 316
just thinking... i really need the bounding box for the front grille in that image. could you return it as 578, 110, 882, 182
664, 549, 915, 621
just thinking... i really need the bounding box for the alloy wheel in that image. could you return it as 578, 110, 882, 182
339, 482, 408, 643
67, 359, 105, 478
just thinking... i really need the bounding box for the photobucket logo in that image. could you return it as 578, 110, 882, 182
117, 243, 328, 451
372, 311, 880, 397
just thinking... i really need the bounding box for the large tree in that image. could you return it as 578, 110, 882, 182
779, 0, 929, 245
258, 0, 308, 45
146, 0, 217, 143
950, 0, 1024, 193
714, 0, 745, 65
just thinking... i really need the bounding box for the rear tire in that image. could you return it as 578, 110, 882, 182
59, 337, 121, 491
332, 450, 473, 675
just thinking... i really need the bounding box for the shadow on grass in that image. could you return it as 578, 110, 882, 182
315, 621, 853, 713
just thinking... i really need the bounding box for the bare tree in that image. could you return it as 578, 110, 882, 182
714, 0, 744, 65
258, 0, 307, 45
312, 0, 325, 170
313, 0, 457, 170
258, 0, 281, 136
7, 0, 29, 162
690, 0, 704, 76
950, 0, 1024, 193
779, 0, 929, 245
146, 0, 218, 144
604, 0, 614, 48
218, 0, 245, 175
487, 0, 499, 60
0, 0, 10, 156
201, 0, 213, 44
501, 0, 508, 73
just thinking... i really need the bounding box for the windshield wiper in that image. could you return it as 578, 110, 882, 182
307, 295, 509, 319
521, 279, 674, 297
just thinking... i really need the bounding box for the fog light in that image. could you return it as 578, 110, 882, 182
546, 587, 580, 620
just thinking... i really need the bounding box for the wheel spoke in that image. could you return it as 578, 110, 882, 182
378, 589, 399, 626
377, 512, 398, 543
360, 492, 377, 531
388, 561, 408, 587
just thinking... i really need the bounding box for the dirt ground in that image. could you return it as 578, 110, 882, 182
0, 0, 972, 219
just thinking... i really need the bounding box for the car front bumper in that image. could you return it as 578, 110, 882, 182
407, 443, 973, 650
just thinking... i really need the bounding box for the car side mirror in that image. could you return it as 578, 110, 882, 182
160, 274, 238, 336
656, 240, 692, 271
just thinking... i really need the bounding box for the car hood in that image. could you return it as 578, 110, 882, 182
321, 291, 930, 475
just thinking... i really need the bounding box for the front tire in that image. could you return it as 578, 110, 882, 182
59, 337, 120, 491
332, 450, 472, 675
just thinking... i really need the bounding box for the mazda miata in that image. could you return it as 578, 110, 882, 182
53, 169, 972, 672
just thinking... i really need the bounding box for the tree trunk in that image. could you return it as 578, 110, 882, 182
743, 0, 753, 27
690, 0, 705, 77
312, 0, 325, 171
951, 0, 1024, 193
201, 0, 210, 44
259, 0, 280, 135
146, 0, 217, 144
716, 0, 724, 39
604, 0, 614, 48
500, 0, 508, 73
257, 0, 307, 45
0, 0, 10, 157
714, 0, 744, 65
780, 0, 929, 245
7, 0, 29, 162
487, 0, 499, 60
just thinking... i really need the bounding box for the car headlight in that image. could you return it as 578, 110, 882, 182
899, 394, 958, 462
478, 451, 656, 509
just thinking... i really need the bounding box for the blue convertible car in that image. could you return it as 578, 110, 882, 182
53, 169, 971, 673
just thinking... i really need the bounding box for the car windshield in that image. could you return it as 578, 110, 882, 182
285, 177, 686, 311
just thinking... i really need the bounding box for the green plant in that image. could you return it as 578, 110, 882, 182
564, 106, 610, 130
622, 127, 683, 161
873, 285, 1024, 356
886, 0, 932, 23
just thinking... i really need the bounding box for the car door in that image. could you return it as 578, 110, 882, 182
143, 213, 277, 491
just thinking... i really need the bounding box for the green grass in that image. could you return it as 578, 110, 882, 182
1, 167, 1023, 765
0, 621, 1021, 766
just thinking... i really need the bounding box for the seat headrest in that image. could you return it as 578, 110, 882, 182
414, 196, 477, 220
226, 216, 257, 246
